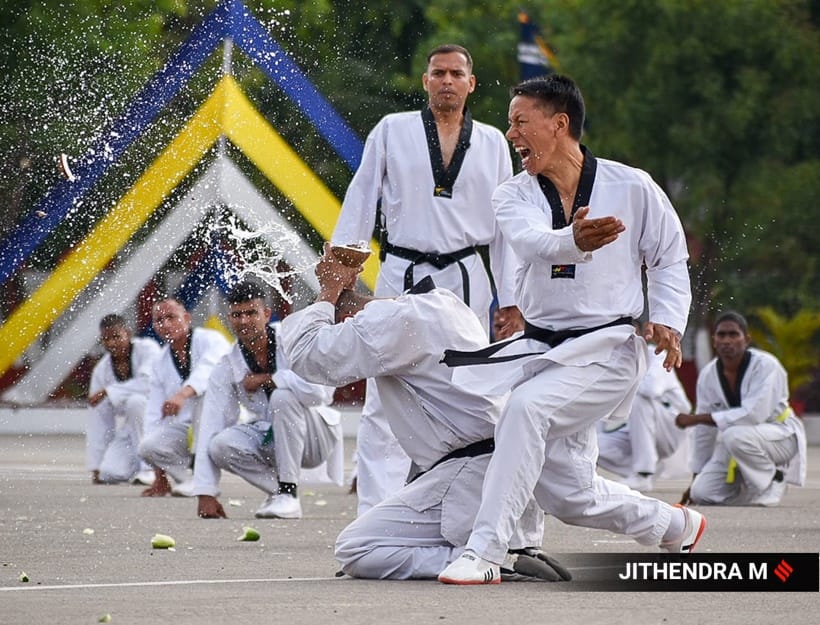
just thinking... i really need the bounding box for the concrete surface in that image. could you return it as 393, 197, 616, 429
1, 434, 818, 625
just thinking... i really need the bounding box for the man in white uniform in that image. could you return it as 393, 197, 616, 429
440, 74, 704, 585
86, 314, 160, 484
192, 281, 342, 520
139, 296, 231, 497
332, 44, 523, 513
280, 246, 569, 582
677, 311, 806, 506
597, 349, 693, 491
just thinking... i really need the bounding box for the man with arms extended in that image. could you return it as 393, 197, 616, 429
86, 313, 161, 485
439, 74, 703, 585
193, 281, 342, 520
279, 244, 569, 582
677, 311, 806, 506
332, 44, 523, 513
139, 296, 231, 497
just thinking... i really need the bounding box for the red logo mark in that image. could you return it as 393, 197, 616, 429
773, 559, 793, 582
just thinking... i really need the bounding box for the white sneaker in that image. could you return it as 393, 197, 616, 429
621, 473, 655, 492
660, 504, 706, 553
132, 470, 155, 486
254, 494, 303, 519
752, 479, 787, 507
170, 480, 197, 497
438, 550, 501, 585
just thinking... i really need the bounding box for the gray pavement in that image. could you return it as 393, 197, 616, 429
1, 434, 818, 625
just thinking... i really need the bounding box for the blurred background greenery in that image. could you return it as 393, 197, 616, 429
1, 0, 818, 402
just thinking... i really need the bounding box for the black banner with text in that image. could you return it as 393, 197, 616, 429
557, 553, 818, 592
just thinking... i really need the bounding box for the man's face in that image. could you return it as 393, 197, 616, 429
100, 325, 131, 358
151, 300, 191, 343
228, 299, 270, 344
422, 51, 475, 114
712, 320, 750, 362
505, 95, 561, 176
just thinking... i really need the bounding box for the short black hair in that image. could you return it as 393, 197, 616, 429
99, 313, 127, 331
511, 74, 585, 140
713, 311, 749, 334
226, 280, 268, 305
427, 44, 473, 72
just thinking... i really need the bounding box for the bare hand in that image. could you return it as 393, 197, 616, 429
162, 390, 188, 417
197, 495, 227, 519
243, 373, 273, 394
316, 242, 363, 303
88, 390, 107, 407
572, 206, 625, 252
493, 306, 524, 340
675, 413, 694, 428
642, 322, 682, 371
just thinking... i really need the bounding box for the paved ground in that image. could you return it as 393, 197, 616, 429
1, 435, 818, 624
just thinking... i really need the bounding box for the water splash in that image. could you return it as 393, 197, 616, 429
210, 211, 315, 304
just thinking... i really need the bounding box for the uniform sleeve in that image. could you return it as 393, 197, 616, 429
104, 340, 161, 409
271, 325, 335, 407
185, 330, 232, 396
710, 355, 789, 429
332, 120, 387, 245
192, 356, 240, 496
690, 370, 718, 473
493, 180, 591, 266
640, 177, 691, 335
88, 357, 109, 397
143, 357, 166, 438
281, 301, 408, 387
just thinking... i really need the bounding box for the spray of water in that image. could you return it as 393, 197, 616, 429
210, 211, 316, 304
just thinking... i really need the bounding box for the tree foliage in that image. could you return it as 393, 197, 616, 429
1, 0, 818, 325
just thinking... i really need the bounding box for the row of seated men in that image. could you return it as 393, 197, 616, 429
85, 276, 807, 582
86, 281, 342, 520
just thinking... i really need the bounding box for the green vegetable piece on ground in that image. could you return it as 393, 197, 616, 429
237, 526, 260, 542
98, 614, 112, 623
19, 572, 29, 582
151, 533, 176, 549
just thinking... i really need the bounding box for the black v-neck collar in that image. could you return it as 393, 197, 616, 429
537, 145, 598, 228
111, 344, 133, 382
238, 326, 277, 375
717, 350, 752, 407
421, 106, 473, 198
170, 332, 192, 381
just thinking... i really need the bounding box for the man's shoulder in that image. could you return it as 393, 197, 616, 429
495, 170, 536, 193
92, 351, 112, 373
595, 157, 656, 187
193, 326, 231, 345
748, 347, 785, 371
470, 117, 507, 139
132, 336, 161, 352
378, 110, 421, 127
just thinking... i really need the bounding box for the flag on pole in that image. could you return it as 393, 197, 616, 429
517, 11, 559, 80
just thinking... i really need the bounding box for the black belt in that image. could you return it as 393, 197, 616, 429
441, 317, 635, 367
381, 239, 477, 306
407, 438, 495, 483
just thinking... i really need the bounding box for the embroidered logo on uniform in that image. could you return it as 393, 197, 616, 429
551, 264, 576, 279
433, 186, 453, 198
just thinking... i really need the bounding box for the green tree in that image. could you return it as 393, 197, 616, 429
536, 0, 820, 320
750, 307, 820, 394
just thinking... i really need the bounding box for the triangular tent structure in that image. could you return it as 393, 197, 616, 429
0, 0, 373, 402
